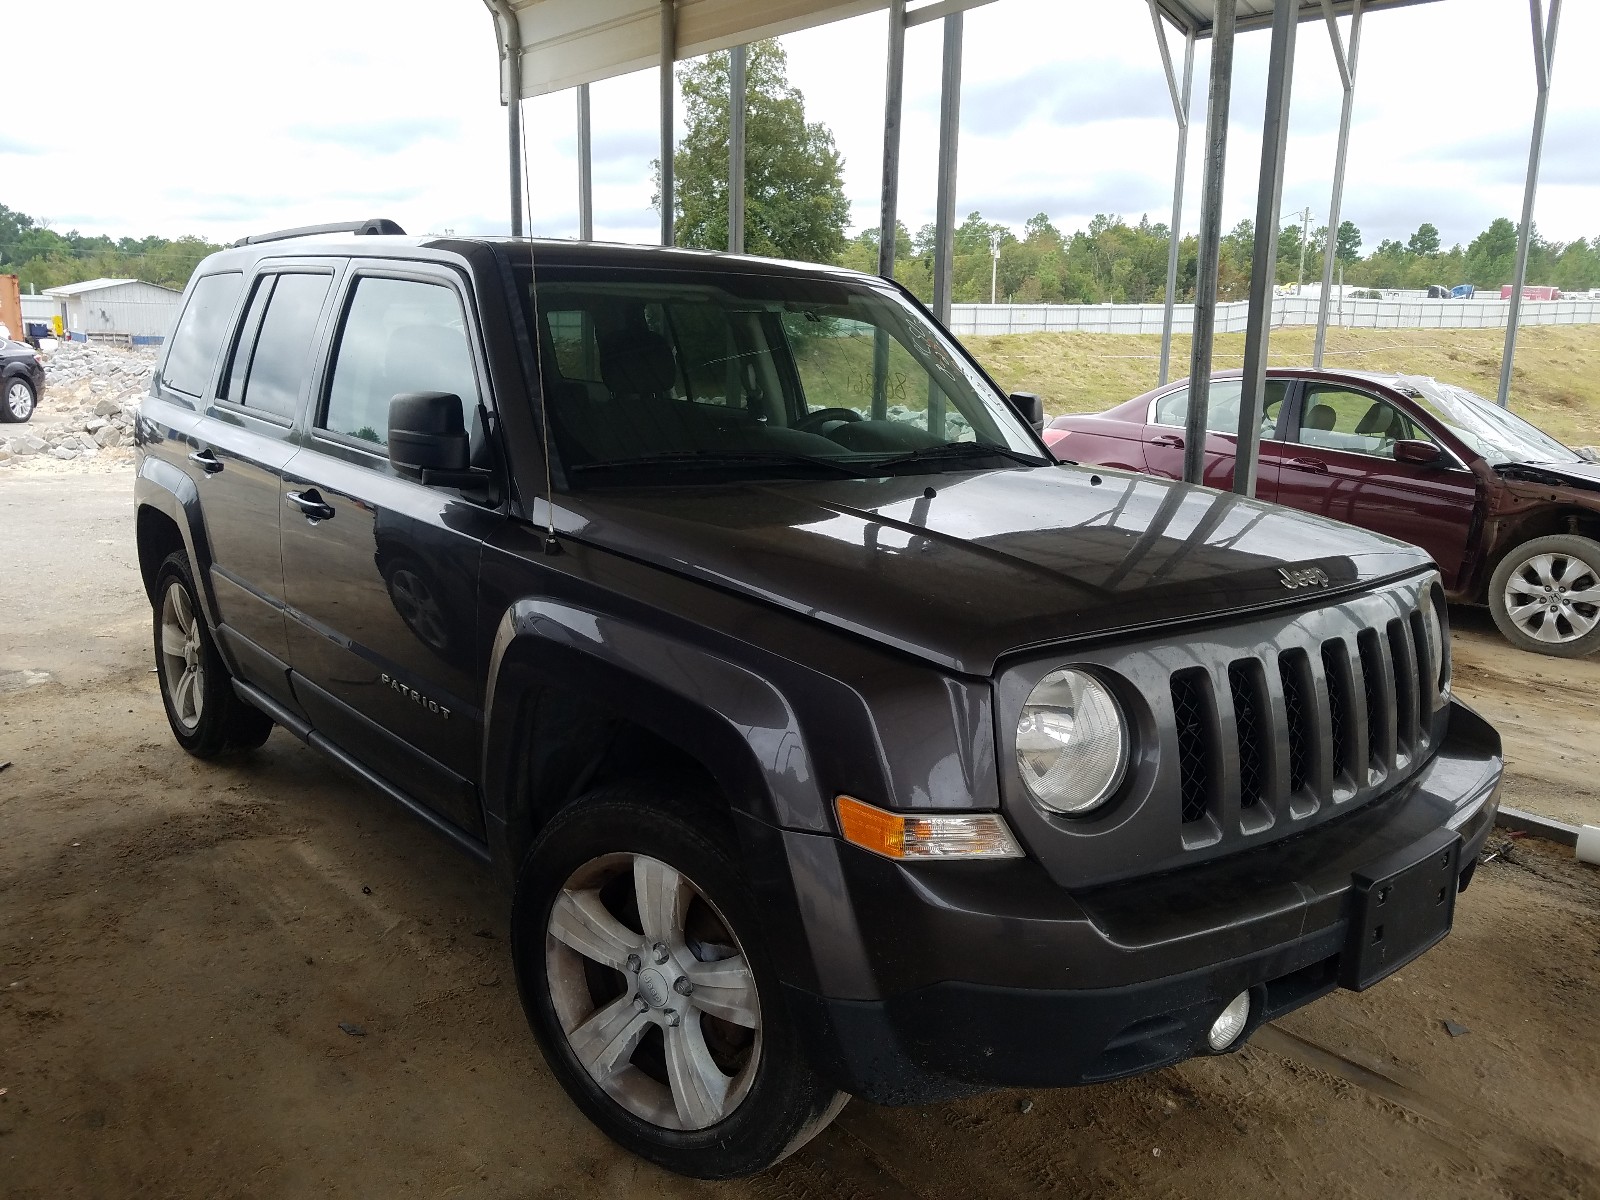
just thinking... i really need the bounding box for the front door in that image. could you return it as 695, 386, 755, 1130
1141, 378, 1290, 500
1274, 383, 1479, 589
279, 268, 503, 837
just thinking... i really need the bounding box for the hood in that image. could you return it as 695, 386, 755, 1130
1498, 460, 1600, 493
569, 465, 1432, 675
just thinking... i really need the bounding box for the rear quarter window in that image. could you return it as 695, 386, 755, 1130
162, 272, 244, 397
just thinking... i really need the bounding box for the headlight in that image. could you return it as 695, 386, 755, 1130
1016, 668, 1128, 814
1420, 581, 1450, 708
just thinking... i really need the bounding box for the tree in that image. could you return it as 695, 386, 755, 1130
1336, 221, 1363, 263
1408, 223, 1441, 255
1464, 217, 1519, 288
663, 40, 849, 264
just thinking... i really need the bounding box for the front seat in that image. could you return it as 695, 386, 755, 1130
1355, 402, 1406, 445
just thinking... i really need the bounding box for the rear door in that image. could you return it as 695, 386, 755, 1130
186, 265, 338, 706
1141, 378, 1291, 499
279, 264, 504, 838
1274, 383, 1478, 589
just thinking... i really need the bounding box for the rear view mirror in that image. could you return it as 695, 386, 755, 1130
389, 391, 469, 475
1010, 391, 1045, 434
1393, 439, 1443, 466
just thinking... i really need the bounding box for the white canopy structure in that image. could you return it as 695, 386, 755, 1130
481, 0, 1563, 494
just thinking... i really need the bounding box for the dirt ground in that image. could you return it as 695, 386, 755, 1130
2, 471, 1597, 1200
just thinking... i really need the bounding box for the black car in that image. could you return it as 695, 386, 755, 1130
1, 338, 44, 422
133, 223, 1503, 1179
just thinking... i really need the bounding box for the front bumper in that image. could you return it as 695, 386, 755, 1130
767, 700, 1501, 1105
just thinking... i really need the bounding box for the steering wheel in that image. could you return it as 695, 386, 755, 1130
794, 408, 864, 434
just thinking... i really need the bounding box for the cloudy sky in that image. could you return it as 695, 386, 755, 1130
5, 0, 1596, 256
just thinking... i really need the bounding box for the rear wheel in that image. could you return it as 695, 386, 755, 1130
153, 551, 274, 755
511, 785, 846, 1179
1488, 534, 1600, 658
3, 377, 36, 422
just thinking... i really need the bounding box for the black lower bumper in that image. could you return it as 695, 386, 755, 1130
771, 704, 1502, 1105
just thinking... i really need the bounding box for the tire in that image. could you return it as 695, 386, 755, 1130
2, 376, 36, 423
152, 551, 275, 755
511, 784, 847, 1179
1488, 533, 1600, 658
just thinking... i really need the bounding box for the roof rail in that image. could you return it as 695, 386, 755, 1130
233, 218, 406, 247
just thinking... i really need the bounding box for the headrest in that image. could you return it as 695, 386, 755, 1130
1355, 403, 1400, 437
1304, 403, 1337, 431
597, 329, 677, 398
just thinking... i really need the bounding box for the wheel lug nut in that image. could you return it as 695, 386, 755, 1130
652, 942, 669, 964
673, 976, 693, 996
626, 953, 641, 973
664, 1010, 681, 1027
634, 996, 648, 1012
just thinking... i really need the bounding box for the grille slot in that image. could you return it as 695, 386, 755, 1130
1280, 653, 1311, 795
1388, 618, 1419, 756
1229, 662, 1266, 810
1358, 628, 1394, 772
1322, 642, 1350, 782
1171, 670, 1213, 824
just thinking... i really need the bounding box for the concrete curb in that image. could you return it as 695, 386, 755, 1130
1494, 806, 1580, 848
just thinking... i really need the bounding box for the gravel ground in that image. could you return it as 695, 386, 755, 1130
0, 473, 1596, 1199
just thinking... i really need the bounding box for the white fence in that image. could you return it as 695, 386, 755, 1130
948, 296, 1600, 336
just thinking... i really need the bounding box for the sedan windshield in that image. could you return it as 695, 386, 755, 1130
514, 262, 1046, 485
1398, 375, 1581, 466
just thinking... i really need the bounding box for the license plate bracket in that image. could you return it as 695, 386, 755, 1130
1338, 827, 1462, 992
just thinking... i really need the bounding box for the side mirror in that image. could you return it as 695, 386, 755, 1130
389, 391, 469, 475
1393, 439, 1443, 466
1010, 391, 1045, 434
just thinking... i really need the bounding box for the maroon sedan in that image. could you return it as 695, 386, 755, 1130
1045, 368, 1600, 657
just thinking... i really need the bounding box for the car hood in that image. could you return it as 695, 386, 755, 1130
569, 465, 1432, 675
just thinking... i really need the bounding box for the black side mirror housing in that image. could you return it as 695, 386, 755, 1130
1393, 438, 1443, 467
1010, 391, 1045, 434
389, 392, 470, 476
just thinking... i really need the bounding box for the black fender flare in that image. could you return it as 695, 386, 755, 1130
134, 456, 221, 629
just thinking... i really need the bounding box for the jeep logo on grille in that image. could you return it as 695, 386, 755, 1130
1279, 565, 1331, 590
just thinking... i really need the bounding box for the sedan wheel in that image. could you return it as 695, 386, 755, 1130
159, 579, 206, 730
546, 852, 762, 1131
4, 379, 36, 422
1489, 534, 1600, 658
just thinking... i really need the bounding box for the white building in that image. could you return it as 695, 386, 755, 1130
41, 278, 184, 340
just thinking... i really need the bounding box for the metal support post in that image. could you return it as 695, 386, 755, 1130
928, 12, 963, 439
729, 45, 747, 253
872, 0, 907, 418
659, 0, 676, 247
1499, 0, 1562, 407
1183, 0, 1235, 486
1149, 1, 1195, 386
577, 84, 593, 241
1234, 0, 1297, 498
487, 0, 524, 237
1314, 0, 1361, 367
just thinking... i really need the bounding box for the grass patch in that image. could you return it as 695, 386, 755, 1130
964, 324, 1600, 449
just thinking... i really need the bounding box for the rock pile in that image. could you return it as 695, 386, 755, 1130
0, 342, 154, 466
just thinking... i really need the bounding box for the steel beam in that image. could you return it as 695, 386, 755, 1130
1150, 1, 1196, 386
659, 0, 676, 247
904, 0, 998, 29
1314, 0, 1362, 367
729, 44, 747, 253
1499, 0, 1562, 407
577, 83, 593, 240
929, 12, 963, 438
1233, 0, 1297, 498
877, 0, 907, 279
487, 0, 525, 237
1183, 0, 1235, 485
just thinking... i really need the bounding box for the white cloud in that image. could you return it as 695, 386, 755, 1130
4, 0, 1594, 256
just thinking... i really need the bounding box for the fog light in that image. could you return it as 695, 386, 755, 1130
1207, 991, 1252, 1051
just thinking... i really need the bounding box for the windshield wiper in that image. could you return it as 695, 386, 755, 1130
863, 441, 1049, 472
571, 451, 874, 479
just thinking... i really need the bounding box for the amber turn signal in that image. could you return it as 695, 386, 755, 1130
835, 795, 1024, 860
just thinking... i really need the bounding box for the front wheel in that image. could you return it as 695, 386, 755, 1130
1488, 533, 1600, 657
2, 376, 36, 422
511, 785, 846, 1179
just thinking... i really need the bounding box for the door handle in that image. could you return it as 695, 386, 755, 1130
188, 448, 224, 474
1286, 457, 1329, 474
1150, 433, 1185, 448
286, 489, 336, 522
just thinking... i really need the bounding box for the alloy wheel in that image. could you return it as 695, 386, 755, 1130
545, 852, 761, 1131
159, 581, 206, 729
6, 381, 32, 420
1502, 551, 1600, 645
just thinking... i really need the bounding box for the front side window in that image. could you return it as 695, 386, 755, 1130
518, 265, 1044, 487
1153, 379, 1286, 437
322, 277, 479, 447
1297, 387, 1434, 459
228, 273, 333, 421
163, 272, 244, 397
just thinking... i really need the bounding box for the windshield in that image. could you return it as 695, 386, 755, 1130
1398, 375, 1581, 466
514, 262, 1046, 486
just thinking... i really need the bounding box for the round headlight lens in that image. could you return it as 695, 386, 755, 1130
1016, 668, 1129, 814
1420, 581, 1450, 708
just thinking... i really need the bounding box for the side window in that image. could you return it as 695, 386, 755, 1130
227, 273, 332, 421
1153, 380, 1286, 436
665, 302, 740, 407
322, 277, 480, 448
1298, 387, 1432, 458
547, 310, 600, 383
220, 276, 275, 403
162, 272, 244, 397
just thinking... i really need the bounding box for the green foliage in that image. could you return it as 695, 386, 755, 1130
0, 202, 222, 292
1337, 221, 1363, 263
1408, 223, 1441, 255
664, 40, 850, 264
